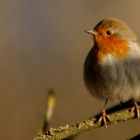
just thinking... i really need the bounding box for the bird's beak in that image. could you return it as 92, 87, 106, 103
85, 30, 97, 35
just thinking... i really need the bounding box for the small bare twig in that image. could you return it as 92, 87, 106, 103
39, 89, 56, 134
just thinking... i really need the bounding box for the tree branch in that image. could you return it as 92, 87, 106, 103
34, 101, 139, 140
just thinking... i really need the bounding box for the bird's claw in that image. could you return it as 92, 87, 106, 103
98, 110, 111, 128
130, 101, 140, 118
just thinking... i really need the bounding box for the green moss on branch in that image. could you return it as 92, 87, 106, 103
34, 106, 136, 140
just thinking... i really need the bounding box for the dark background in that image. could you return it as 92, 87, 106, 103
1, 0, 140, 140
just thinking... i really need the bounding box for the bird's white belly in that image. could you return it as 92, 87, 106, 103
84, 42, 140, 102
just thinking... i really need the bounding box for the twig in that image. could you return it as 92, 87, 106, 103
38, 89, 56, 134
34, 101, 139, 140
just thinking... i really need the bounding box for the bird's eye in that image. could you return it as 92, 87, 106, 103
106, 30, 112, 35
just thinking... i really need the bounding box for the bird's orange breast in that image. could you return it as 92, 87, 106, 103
95, 35, 129, 61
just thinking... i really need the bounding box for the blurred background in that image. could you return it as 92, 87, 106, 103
1, 0, 140, 140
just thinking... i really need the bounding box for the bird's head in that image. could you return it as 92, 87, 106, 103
85, 17, 137, 61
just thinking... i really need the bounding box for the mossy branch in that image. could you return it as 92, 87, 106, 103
34, 101, 139, 140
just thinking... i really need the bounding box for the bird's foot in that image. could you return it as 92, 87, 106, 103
131, 101, 140, 118
98, 110, 111, 128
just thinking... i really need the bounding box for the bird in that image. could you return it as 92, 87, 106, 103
84, 17, 140, 127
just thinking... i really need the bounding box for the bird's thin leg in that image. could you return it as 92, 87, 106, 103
131, 100, 140, 118
103, 98, 108, 110
99, 98, 111, 128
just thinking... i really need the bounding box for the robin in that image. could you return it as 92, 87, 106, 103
84, 17, 140, 127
